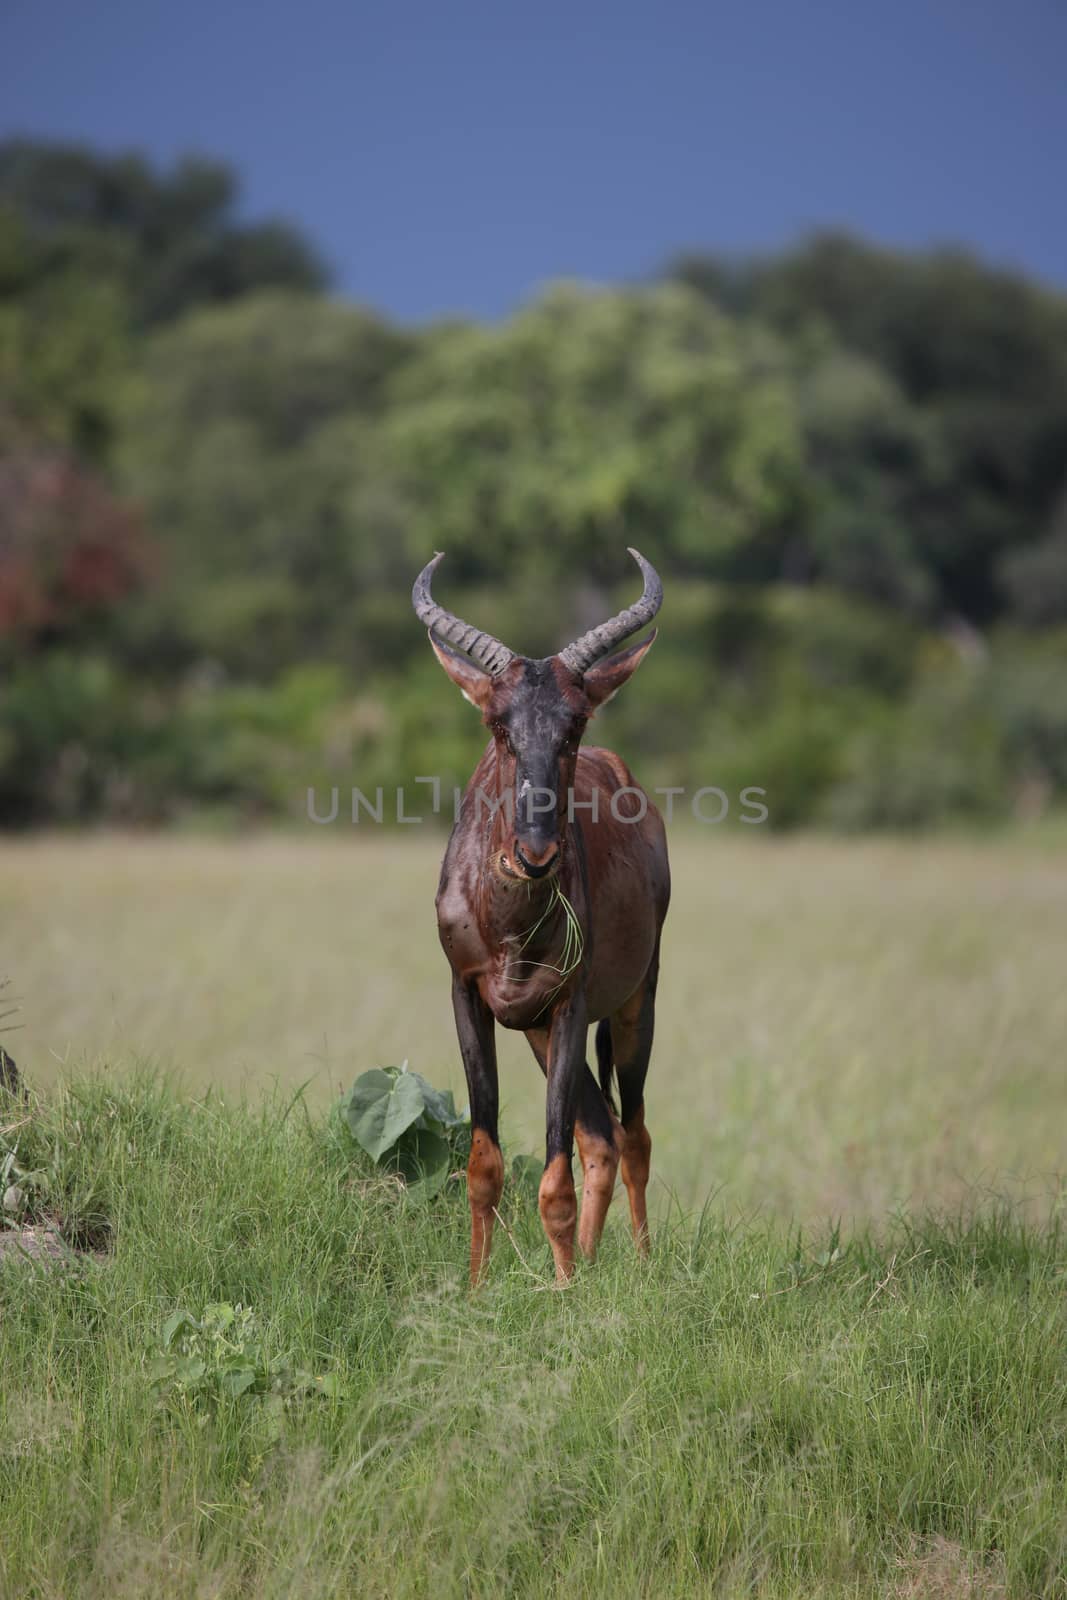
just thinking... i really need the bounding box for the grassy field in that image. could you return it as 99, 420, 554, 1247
2, 830, 1065, 1219
1, 832, 1066, 1597
0, 1073, 1064, 1598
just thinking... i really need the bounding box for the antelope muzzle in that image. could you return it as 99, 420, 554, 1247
513, 780, 562, 879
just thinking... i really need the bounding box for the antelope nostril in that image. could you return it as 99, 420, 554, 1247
515, 842, 560, 879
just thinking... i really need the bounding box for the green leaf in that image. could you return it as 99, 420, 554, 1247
162, 1310, 199, 1349
219, 1366, 258, 1398
203, 1302, 236, 1330
412, 1076, 466, 1130
394, 1127, 451, 1197
344, 1068, 427, 1161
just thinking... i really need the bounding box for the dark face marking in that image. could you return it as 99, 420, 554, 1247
486, 659, 588, 875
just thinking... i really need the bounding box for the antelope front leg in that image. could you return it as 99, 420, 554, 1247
540, 991, 588, 1283
526, 1027, 620, 1263
451, 977, 503, 1286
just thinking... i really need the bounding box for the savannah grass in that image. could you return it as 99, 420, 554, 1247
2, 833, 1067, 1594
4, 831, 1066, 1223
1, 1071, 1065, 1599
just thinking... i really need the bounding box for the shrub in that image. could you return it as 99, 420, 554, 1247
341, 1063, 471, 1198
147, 1301, 337, 1410
825, 669, 1009, 830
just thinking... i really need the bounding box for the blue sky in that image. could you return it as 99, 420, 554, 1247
4, 0, 1065, 322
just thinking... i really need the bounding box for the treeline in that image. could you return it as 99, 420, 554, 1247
2, 139, 1066, 828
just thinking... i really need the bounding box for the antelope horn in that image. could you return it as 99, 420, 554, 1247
411, 552, 516, 676
557, 548, 663, 675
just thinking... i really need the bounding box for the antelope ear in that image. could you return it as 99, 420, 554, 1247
582, 630, 657, 711
428, 632, 495, 709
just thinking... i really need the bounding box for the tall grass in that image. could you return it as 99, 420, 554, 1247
3, 831, 1067, 1223
1, 1072, 1065, 1598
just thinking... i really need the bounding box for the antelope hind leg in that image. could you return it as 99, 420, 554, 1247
611, 959, 659, 1256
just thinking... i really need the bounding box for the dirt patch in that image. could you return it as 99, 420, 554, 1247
0, 1225, 89, 1266
894, 1536, 1008, 1599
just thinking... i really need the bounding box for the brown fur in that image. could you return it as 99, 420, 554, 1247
575, 1124, 623, 1260
466, 1129, 505, 1284
619, 1107, 652, 1254
539, 1153, 579, 1283
437, 741, 668, 1026
430, 636, 669, 1282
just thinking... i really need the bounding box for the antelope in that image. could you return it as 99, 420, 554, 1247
412, 549, 670, 1284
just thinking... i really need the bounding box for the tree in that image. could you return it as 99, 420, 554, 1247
1000, 489, 1067, 625
0, 440, 151, 647
671, 233, 1067, 621
380, 281, 807, 595
0, 140, 327, 326
116, 291, 415, 674
0, 207, 130, 464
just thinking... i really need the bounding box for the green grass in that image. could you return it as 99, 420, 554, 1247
3, 831, 1067, 1222
2, 832, 1066, 1594
1, 1072, 1066, 1599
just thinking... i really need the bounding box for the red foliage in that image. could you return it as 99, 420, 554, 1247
0, 448, 154, 639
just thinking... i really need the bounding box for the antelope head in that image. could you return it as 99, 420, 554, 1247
412, 549, 662, 881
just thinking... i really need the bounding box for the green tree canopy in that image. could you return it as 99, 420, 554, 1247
381, 281, 807, 592
4, 139, 1067, 828
672, 233, 1067, 619
0, 139, 327, 327
116, 292, 414, 674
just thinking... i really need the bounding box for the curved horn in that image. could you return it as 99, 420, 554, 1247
557, 548, 663, 675
411, 552, 516, 677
